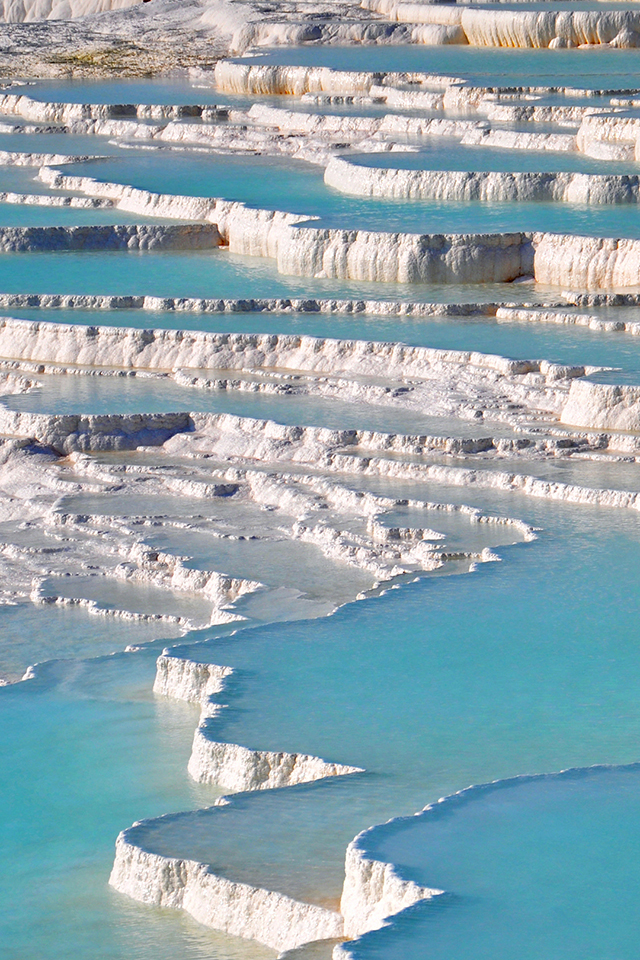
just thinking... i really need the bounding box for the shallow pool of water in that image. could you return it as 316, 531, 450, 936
245, 46, 640, 91
70, 154, 640, 239
132, 501, 640, 905
0, 248, 553, 301
354, 764, 640, 960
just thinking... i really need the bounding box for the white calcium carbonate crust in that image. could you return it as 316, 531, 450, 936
188, 731, 364, 790
562, 379, 640, 431
363, 0, 640, 47
340, 835, 442, 938
110, 833, 344, 952
154, 652, 232, 703
0, 408, 192, 453
324, 157, 640, 205
0, 317, 542, 379
0, 0, 141, 20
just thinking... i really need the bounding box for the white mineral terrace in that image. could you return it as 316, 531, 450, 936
0, 0, 142, 20
4, 5, 640, 957
325, 156, 640, 205
110, 832, 346, 953
24, 163, 640, 289
107, 649, 369, 951
0, 385, 548, 649
107, 647, 424, 950
339, 835, 443, 939
0, 314, 630, 444
362, 0, 640, 48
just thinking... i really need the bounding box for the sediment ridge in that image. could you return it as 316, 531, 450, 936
35, 166, 640, 289
325, 157, 640, 206
0, 316, 550, 378
189, 733, 364, 790
362, 0, 640, 48
106, 648, 364, 948
110, 832, 345, 953
153, 651, 232, 705
339, 833, 443, 939
0, 222, 222, 252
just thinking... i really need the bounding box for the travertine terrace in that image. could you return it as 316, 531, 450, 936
3, 2, 640, 960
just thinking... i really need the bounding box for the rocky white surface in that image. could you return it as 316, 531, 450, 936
154, 651, 232, 704
533, 233, 640, 289
0, 315, 561, 380
363, 0, 640, 47
0, 292, 515, 318
0, 0, 141, 20
340, 834, 442, 939
0, 222, 221, 251
110, 833, 344, 953
325, 157, 640, 206
188, 732, 364, 789
562, 379, 640, 432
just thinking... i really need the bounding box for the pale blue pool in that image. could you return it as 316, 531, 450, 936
351, 764, 640, 960
108, 499, 640, 912
245, 46, 640, 91
67, 154, 640, 238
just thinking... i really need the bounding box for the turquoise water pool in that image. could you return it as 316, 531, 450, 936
0, 600, 179, 680
69, 154, 640, 238
243, 45, 640, 90
5, 495, 639, 957
352, 764, 640, 960
0, 646, 274, 960
0, 248, 558, 301
133, 501, 640, 903
0, 372, 523, 435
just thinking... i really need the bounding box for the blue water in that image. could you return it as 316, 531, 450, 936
0, 205, 164, 226
67, 154, 640, 238
0, 129, 140, 157
0, 600, 178, 680
0, 248, 556, 301
119, 502, 640, 904
353, 765, 640, 960
0, 649, 276, 960
248, 46, 640, 90
5, 494, 640, 956
18, 80, 391, 119
0, 372, 518, 436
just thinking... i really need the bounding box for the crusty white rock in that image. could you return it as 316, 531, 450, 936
363, 0, 640, 48
188, 732, 364, 790
154, 652, 232, 704
562, 379, 640, 432
110, 832, 344, 952
340, 833, 442, 939
0, 0, 142, 21
325, 157, 640, 206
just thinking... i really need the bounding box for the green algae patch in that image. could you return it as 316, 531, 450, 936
46, 44, 155, 76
